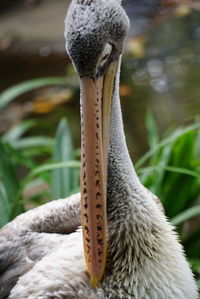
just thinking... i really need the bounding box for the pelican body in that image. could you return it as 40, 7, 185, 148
0, 0, 198, 298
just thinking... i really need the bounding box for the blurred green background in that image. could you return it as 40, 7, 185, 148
0, 0, 200, 287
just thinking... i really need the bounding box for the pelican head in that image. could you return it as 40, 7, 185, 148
65, 0, 129, 77
65, 0, 129, 286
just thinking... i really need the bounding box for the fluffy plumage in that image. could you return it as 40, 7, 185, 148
65, 0, 129, 77
0, 0, 198, 298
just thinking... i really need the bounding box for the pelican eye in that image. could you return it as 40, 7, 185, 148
101, 54, 110, 64
96, 43, 112, 77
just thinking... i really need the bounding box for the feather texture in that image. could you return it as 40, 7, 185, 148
0, 0, 198, 297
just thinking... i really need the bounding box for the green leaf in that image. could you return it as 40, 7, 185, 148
10, 137, 54, 150
0, 77, 78, 110
196, 279, 200, 288
136, 122, 200, 169
0, 181, 10, 226
20, 147, 53, 158
74, 148, 81, 158
189, 259, 200, 274
183, 227, 200, 259
17, 161, 80, 204
51, 119, 75, 200
151, 144, 172, 195
138, 165, 200, 179
0, 142, 22, 218
146, 111, 159, 149
25, 161, 80, 182
2, 120, 36, 143
171, 206, 200, 226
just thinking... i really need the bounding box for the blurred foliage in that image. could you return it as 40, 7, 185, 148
137, 113, 200, 219
0, 77, 80, 225
0, 78, 200, 286
137, 112, 200, 284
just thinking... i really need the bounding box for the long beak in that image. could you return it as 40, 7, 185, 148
80, 61, 118, 286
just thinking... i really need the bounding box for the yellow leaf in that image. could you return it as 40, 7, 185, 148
128, 36, 147, 59
175, 4, 191, 17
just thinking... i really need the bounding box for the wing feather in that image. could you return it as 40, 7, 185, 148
0, 194, 81, 298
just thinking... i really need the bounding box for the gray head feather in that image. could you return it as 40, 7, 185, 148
64, 0, 129, 77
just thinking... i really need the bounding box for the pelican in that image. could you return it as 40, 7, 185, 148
0, 0, 198, 298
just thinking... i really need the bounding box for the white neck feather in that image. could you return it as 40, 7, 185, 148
105, 57, 198, 298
